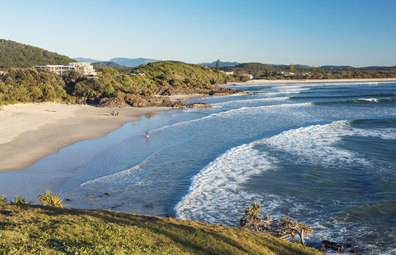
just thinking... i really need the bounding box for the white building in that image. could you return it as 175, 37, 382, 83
34, 62, 97, 77
241, 74, 254, 79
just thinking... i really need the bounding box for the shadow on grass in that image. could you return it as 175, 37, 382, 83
4, 205, 316, 254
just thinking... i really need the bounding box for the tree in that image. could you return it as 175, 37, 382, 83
238, 202, 313, 246
290, 63, 296, 73
266, 66, 270, 78
215, 59, 220, 72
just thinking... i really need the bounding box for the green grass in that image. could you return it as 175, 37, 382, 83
0, 204, 322, 255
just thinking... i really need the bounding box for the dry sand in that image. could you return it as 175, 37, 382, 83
0, 102, 172, 172
227, 78, 396, 86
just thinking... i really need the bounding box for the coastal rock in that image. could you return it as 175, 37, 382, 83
76, 97, 87, 105
97, 97, 131, 108
123, 94, 186, 108
321, 240, 345, 252
186, 103, 212, 108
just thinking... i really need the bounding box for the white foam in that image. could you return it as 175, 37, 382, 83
175, 120, 396, 250
175, 144, 282, 225
213, 97, 288, 108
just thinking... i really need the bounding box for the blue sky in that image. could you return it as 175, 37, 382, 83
1, 0, 395, 67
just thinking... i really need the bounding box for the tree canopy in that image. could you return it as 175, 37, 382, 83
0, 39, 75, 70
0, 61, 235, 105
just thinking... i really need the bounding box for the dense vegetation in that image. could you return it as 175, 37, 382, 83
0, 68, 67, 104
0, 62, 234, 105
0, 39, 75, 70
0, 202, 321, 254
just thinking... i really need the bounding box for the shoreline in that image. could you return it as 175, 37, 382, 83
226, 78, 396, 85
0, 97, 199, 172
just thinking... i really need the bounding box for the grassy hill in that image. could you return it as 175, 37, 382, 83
129, 61, 234, 88
0, 203, 321, 254
0, 39, 75, 70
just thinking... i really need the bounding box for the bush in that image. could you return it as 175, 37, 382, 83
10, 196, 33, 205
238, 202, 313, 245
37, 190, 66, 208
0, 195, 6, 204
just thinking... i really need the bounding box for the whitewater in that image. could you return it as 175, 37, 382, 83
1, 81, 396, 254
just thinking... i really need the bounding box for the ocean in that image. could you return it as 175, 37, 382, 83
1, 81, 396, 254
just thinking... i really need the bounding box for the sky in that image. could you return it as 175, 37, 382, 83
1, 0, 395, 67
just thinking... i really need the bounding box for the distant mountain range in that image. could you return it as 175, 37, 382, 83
75, 58, 241, 68
74, 57, 396, 71
198, 61, 240, 67
91, 62, 126, 69
74, 57, 161, 67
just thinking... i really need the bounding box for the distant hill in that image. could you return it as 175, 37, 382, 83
359, 66, 396, 71
220, 62, 271, 72
110, 58, 161, 67
74, 57, 101, 63
198, 61, 240, 67
321, 65, 354, 70
0, 39, 75, 69
91, 61, 126, 69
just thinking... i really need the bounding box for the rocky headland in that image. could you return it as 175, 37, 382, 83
77, 87, 247, 108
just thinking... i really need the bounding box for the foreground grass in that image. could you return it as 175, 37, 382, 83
0, 204, 321, 254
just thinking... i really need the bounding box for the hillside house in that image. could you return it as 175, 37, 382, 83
34, 62, 97, 77
241, 74, 254, 79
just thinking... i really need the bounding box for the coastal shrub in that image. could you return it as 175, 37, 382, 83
239, 202, 313, 245
37, 190, 66, 208
0, 195, 6, 204
10, 196, 33, 206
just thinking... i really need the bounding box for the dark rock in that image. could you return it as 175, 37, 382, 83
76, 97, 87, 105
124, 94, 186, 108
97, 97, 131, 108
350, 250, 357, 254
321, 240, 344, 252
104, 193, 111, 196
186, 103, 212, 108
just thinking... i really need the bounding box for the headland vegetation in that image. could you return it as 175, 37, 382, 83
0, 201, 321, 254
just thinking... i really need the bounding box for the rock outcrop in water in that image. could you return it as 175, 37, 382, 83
186, 103, 212, 108
97, 96, 186, 108
96, 87, 240, 108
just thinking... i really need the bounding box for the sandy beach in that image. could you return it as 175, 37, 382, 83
227, 78, 396, 85
0, 102, 173, 172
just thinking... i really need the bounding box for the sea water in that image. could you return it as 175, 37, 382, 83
1, 81, 395, 254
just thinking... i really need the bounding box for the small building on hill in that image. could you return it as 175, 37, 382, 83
34, 62, 97, 77
241, 74, 254, 80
